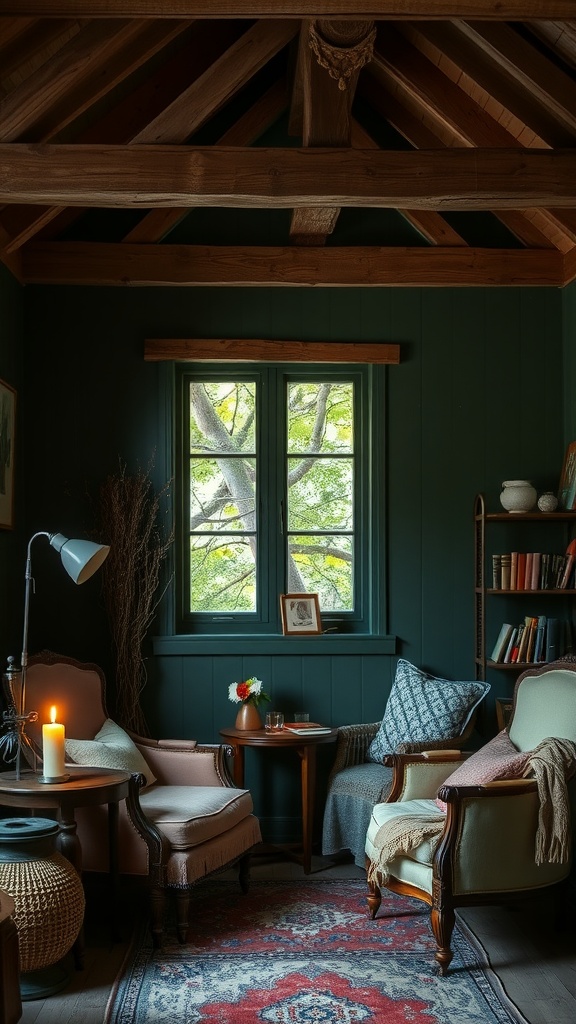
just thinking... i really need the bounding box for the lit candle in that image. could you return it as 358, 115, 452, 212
43, 706, 65, 779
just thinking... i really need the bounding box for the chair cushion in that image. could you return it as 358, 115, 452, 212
139, 785, 254, 850
366, 659, 489, 764
366, 798, 443, 867
435, 729, 531, 811
65, 718, 157, 787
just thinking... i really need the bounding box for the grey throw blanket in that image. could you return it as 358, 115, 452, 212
367, 736, 576, 887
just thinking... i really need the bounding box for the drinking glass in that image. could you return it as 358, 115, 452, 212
293, 712, 310, 723
265, 712, 284, 731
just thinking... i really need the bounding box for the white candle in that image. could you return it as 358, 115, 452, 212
43, 706, 65, 779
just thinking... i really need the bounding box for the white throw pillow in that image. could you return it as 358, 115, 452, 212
65, 719, 156, 787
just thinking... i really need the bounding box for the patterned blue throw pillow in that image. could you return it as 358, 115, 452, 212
366, 659, 489, 764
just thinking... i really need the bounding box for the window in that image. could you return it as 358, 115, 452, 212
176, 363, 385, 635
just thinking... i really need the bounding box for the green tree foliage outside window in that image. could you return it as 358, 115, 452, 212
177, 364, 383, 635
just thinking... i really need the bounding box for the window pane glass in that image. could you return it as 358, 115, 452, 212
190, 457, 256, 532
288, 535, 353, 611
190, 535, 256, 612
287, 457, 353, 532
189, 381, 255, 455
287, 382, 353, 454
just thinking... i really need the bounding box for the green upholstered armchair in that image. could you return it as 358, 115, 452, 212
365, 660, 576, 975
322, 659, 488, 867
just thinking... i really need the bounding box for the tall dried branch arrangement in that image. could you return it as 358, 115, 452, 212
98, 463, 173, 735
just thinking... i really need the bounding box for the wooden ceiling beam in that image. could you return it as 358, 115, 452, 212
21, 241, 565, 287
0, 19, 249, 248
130, 20, 298, 144
289, 18, 375, 244
3, 145, 576, 208
123, 78, 288, 242
368, 39, 573, 247
0, 19, 144, 141
350, 117, 467, 246
2, 4, 576, 20
457, 21, 576, 137
404, 21, 576, 148
372, 26, 524, 148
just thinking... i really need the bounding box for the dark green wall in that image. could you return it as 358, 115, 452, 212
0, 263, 24, 665
18, 283, 567, 841
563, 281, 576, 441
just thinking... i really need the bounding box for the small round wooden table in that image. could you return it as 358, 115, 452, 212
220, 726, 338, 874
0, 764, 131, 965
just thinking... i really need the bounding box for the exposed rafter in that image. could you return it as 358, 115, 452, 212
1, 4, 576, 287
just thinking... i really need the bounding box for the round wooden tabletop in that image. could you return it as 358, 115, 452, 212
219, 726, 338, 747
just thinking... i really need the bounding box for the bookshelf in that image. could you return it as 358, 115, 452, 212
474, 493, 576, 682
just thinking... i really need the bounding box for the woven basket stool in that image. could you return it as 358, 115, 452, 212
0, 817, 85, 1000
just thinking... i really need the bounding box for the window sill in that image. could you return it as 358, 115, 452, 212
152, 634, 397, 656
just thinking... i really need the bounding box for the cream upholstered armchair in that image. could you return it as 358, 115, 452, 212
25, 651, 262, 946
322, 659, 489, 866
365, 660, 576, 975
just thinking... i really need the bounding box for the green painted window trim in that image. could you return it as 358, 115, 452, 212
172, 361, 388, 638
152, 634, 397, 656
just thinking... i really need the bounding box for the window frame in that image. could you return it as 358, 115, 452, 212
174, 361, 386, 637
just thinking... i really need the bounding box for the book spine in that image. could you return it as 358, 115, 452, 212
534, 616, 546, 662
492, 554, 501, 589
546, 618, 559, 662
500, 553, 511, 591
516, 616, 532, 663
530, 552, 541, 591
516, 552, 526, 591
510, 623, 524, 663
509, 552, 517, 590
526, 616, 538, 662
503, 627, 518, 664
524, 552, 533, 590
540, 553, 550, 590
490, 623, 514, 662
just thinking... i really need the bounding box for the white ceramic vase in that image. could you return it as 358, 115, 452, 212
499, 479, 537, 513
537, 491, 558, 513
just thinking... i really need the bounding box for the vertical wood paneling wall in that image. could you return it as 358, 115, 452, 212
0, 264, 24, 667
14, 282, 569, 840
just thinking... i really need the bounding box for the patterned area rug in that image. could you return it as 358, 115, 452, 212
105, 879, 528, 1024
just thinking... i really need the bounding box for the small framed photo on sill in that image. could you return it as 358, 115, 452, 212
280, 593, 322, 636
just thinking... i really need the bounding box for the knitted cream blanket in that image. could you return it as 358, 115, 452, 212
367, 736, 576, 888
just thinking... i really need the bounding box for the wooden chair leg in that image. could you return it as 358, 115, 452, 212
238, 854, 251, 894
175, 890, 191, 944
366, 875, 382, 920
430, 905, 455, 976
150, 886, 165, 949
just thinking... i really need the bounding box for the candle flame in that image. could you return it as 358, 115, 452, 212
50, 705, 57, 724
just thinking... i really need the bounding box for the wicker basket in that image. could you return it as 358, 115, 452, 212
0, 817, 85, 973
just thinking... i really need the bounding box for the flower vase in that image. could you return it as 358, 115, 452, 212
235, 702, 262, 731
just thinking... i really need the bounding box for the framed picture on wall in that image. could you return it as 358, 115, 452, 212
557, 441, 576, 511
0, 377, 16, 530
280, 593, 322, 635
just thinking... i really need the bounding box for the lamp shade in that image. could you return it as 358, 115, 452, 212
48, 534, 110, 585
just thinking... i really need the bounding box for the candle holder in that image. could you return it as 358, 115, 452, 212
38, 773, 71, 785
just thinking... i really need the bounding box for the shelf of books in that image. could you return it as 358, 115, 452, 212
474, 493, 576, 681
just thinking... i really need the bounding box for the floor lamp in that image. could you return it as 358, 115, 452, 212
1, 531, 110, 780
